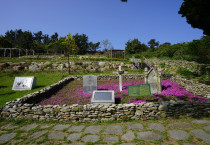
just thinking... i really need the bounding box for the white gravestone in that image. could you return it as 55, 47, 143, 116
83, 75, 97, 93
91, 90, 115, 104
12, 77, 36, 90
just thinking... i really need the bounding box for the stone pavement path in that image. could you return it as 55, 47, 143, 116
0, 119, 210, 145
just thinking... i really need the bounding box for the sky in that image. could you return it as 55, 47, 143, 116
0, 0, 204, 50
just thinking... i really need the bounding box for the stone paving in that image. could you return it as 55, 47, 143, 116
0, 119, 209, 144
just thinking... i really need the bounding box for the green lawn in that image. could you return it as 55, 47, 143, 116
0, 72, 68, 107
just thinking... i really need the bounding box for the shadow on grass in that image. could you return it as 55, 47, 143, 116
0, 91, 15, 96
35, 85, 45, 89
0, 86, 7, 89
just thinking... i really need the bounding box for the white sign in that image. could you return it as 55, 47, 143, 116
12, 77, 36, 90
91, 90, 115, 104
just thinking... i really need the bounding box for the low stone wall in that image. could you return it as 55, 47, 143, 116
0, 74, 209, 122
1, 101, 209, 122
0, 61, 134, 72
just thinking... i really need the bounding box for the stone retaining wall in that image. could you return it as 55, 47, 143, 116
0, 74, 209, 122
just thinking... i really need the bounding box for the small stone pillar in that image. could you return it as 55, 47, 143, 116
144, 67, 148, 84
118, 66, 124, 92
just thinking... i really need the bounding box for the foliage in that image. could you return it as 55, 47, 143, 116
0, 36, 12, 48
176, 67, 198, 78
89, 42, 100, 52
125, 38, 148, 54
179, 0, 210, 36
147, 39, 159, 51
73, 33, 89, 54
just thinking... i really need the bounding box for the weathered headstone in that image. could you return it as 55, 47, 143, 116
91, 90, 115, 104
83, 75, 97, 93
128, 84, 151, 96
144, 66, 162, 94
12, 77, 36, 90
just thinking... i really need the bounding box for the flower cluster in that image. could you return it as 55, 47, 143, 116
38, 79, 208, 106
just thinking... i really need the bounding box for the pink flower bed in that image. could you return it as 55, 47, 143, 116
38, 79, 208, 105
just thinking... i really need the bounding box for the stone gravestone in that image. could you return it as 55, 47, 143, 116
128, 84, 151, 96
145, 67, 161, 94
83, 75, 97, 93
91, 90, 115, 104
12, 77, 36, 90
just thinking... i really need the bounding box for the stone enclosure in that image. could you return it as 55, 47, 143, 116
0, 74, 209, 122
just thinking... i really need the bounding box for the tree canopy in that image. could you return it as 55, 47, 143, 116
125, 38, 148, 54
179, 0, 210, 36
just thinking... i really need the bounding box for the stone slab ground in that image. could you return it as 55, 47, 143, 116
0, 118, 209, 145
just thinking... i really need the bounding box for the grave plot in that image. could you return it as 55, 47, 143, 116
38, 79, 209, 106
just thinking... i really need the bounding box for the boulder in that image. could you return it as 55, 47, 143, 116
29, 64, 39, 71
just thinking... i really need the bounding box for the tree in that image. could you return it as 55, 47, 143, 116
148, 39, 159, 51
125, 38, 147, 54
34, 31, 43, 43
43, 34, 50, 45
73, 33, 89, 54
63, 33, 79, 55
89, 42, 100, 52
179, 0, 210, 36
5, 30, 16, 47
101, 39, 113, 51
51, 32, 59, 42
22, 31, 33, 49
0, 36, 12, 48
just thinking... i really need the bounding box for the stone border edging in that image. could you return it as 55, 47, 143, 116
0, 74, 209, 122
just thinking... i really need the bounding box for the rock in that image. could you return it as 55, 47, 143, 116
127, 123, 143, 131
192, 120, 210, 124
190, 129, 210, 143
99, 62, 106, 67
29, 64, 39, 71
40, 124, 52, 129
122, 131, 135, 141
68, 125, 85, 132
13, 66, 24, 71
103, 125, 124, 135
84, 125, 102, 134
169, 122, 192, 129
203, 125, 210, 131
48, 131, 66, 139
148, 123, 165, 131
0, 63, 9, 69
53, 124, 70, 131
1, 124, 18, 129
83, 135, 99, 142
104, 136, 119, 142
168, 130, 189, 140
67, 133, 81, 141
29, 131, 47, 139
0, 133, 16, 143
136, 131, 163, 141
21, 124, 38, 131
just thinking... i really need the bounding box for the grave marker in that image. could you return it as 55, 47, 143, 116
83, 75, 97, 93
91, 90, 115, 104
128, 84, 151, 96
12, 77, 36, 90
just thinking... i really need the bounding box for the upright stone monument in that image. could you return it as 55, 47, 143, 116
83, 75, 97, 93
118, 66, 124, 92
143, 57, 162, 94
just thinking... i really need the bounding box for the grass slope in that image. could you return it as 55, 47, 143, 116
0, 72, 66, 107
